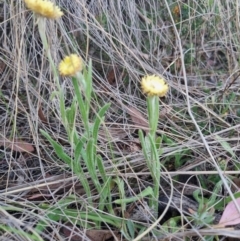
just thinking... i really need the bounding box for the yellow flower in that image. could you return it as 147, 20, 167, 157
58, 54, 83, 77
24, 0, 63, 19
141, 75, 169, 97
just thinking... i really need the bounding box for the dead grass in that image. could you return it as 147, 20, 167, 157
1, 0, 240, 240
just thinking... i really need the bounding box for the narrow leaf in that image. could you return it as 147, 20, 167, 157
139, 130, 149, 161
215, 135, 236, 158
40, 130, 72, 165
92, 103, 110, 154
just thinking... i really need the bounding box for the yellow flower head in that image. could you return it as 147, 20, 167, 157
24, 0, 63, 19
141, 75, 169, 97
58, 54, 83, 77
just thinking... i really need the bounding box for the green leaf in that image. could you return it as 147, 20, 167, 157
74, 139, 84, 163
162, 134, 175, 145
86, 138, 95, 170
0, 225, 43, 241
214, 192, 240, 211
215, 135, 236, 158
92, 103, 110, 153
65, 100, 78, 146
96, 154, 107, 182
39, 203, 122, 228
147, 96, 159, 136
66, 99, 77, 130
112, 177, 126, 213
155, 136, 162, 150
40, 130, 72, 165
72, 77, 89, 135
86, 139, 101, 192
208, 180, 222, 206
97, 166, 114, 214
127, 220, 135, 239
114, 186, 154, 204
96, 155, 112, 206
50, 90, 59, 100
139, 130, 149, 161
193, 189, 204, 211
72, 139, 85, 174
147, 134, 159, 165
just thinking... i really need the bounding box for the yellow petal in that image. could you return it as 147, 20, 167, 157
24, 0, 63, 19
141, 75, 169, 97
59, 54, 83, 77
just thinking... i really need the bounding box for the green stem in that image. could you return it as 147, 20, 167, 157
147, 96, 159, 137
37, 18, 66, 128
146, 95, 161, 213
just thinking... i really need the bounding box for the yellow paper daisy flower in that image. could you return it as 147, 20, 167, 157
141, 75, 169, 97
58, 54, 83, 77
24, 0, 63, 19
